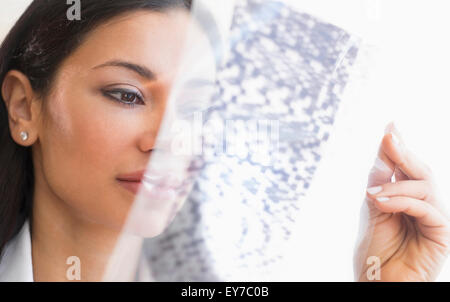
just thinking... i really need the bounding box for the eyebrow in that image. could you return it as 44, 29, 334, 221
93, 60, 156, 80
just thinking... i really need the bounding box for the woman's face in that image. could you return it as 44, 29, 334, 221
32, 9, 216, 235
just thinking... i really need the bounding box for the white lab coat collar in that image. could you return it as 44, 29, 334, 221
0, 220, 34, 282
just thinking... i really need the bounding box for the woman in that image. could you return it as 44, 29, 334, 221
0, 0, 216, 281
0, 0, 448, 282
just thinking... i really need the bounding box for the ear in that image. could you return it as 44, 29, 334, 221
1, 70, 41, 146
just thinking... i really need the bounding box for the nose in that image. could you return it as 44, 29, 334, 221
137, 81, 174, 153
138, 106, 166, 153
138, 128, 157, 153
150, 94, 179, 153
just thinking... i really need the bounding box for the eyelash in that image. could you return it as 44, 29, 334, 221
101, 88, 145, 108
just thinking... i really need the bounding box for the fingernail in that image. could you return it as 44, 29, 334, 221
367, 186, 382, 194
376, 196, 389, 202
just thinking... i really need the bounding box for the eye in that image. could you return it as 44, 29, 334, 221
102, 88, 145, 107
176, 98, 210, 117
176, 87, 215, 117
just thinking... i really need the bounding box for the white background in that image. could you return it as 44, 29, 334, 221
279, 0, 450, 281
2, 0, 450, 281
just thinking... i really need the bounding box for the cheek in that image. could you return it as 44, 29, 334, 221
38, 91, 147, 227
40, 89, 148, 209
44, 94, 135, 176
74, 110, 132, 166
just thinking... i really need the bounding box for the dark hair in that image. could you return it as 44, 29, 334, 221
0, 0, 196, 261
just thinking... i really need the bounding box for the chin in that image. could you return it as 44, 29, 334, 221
120, 195, 186, 238
122, 211, 174, 238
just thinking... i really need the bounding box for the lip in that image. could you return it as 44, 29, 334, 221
116, 170, 147, 182
116, 170, 184, 195
116, 179, 143, 195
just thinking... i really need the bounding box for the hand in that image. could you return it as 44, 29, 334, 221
354, 122, 450, 281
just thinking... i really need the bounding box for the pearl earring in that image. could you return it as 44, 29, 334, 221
20, 131, 28, 141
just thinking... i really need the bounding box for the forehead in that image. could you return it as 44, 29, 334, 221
62, 9, 216, 82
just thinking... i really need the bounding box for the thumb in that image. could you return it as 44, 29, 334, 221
354, 124, 398, 280
367, 156, 394, 188
364, 124, 397, 221
367, 122, 401, 187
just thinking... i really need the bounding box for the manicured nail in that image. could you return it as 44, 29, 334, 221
367, 186, 382, 194
376, 196, 389, 202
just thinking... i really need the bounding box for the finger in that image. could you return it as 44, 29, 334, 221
367, 156, 394, 188
368, 129, 396, 187
371, 195, 447, 228
364, 124, 396, 220
365, 156, 395, 221
381, 122, 433, 181
366, 180, 434, 202
393, 165, 409, 182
